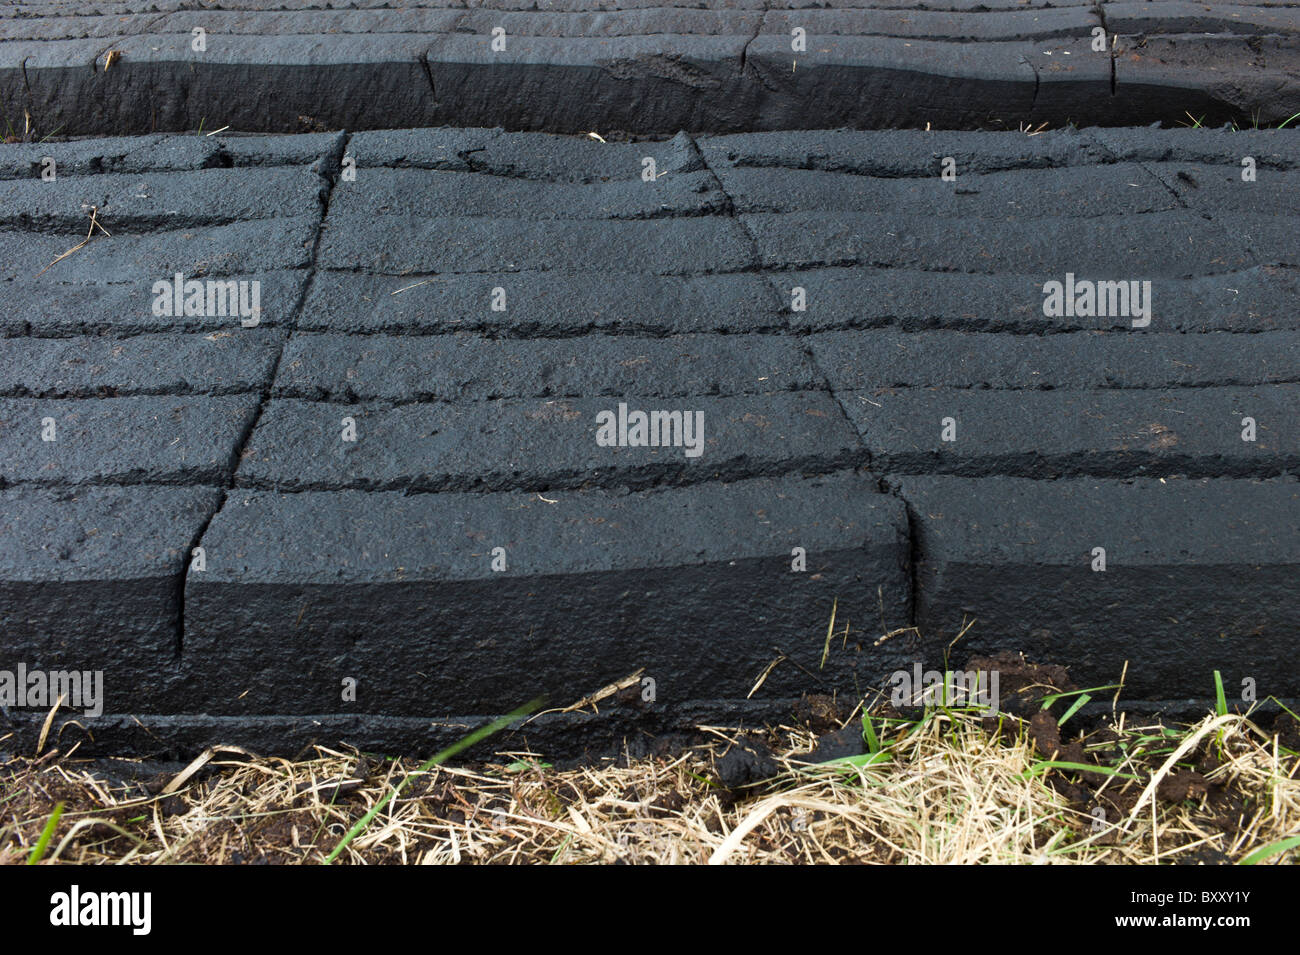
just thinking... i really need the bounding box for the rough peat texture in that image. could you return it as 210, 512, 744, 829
0, 1, 1298, 136
0, 125, 1297, 754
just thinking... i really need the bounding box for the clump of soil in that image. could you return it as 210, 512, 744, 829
963, 650, 1076, 716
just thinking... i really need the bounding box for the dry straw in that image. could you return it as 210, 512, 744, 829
3, 703, 1297, 865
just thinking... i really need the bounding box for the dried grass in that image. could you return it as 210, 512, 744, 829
3, 705, 1296, 865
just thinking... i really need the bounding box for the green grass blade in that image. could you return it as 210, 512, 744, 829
687, 770, 723, 789
324, 698, 541, 864
818, 751, 892, 772
1040, 684, 1121, 709
1277, 110, 1300, 129
1239, 835, 1300, 865
26, 801, 64, 865
1022, 761, 1139, 780
861, 713, 880, 754
1268, 696, 1300, 722
549, 833, 573, 864
1057, 693, 1092, 727
1213, 670, 1228, 716
504, 759, 552, 773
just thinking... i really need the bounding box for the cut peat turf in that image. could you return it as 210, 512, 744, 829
4, 127, 1300, 749
3, 661, 1298, 865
